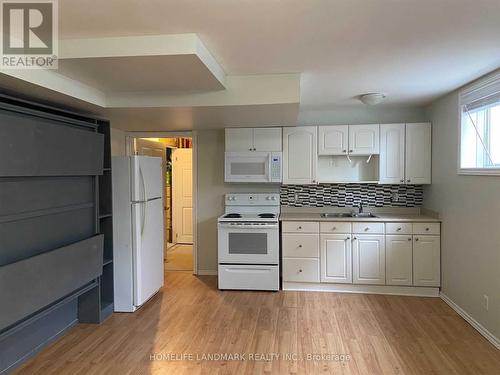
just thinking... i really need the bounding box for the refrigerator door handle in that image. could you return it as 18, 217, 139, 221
141, 201, 146, 236
139, 166, 146, 202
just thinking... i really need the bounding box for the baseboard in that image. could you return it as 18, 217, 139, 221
440, 293, 500, 350
283, 282, 440, 297
197, 270, 218, 276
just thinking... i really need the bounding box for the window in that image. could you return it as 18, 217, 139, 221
459, 73, 500, 175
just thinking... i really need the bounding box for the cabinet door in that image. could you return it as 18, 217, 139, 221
318, 125, 348, 155
348, 124, 380, 155
253, 128, 282, 152
283, 127, 317, 184
385, 235, 413, 286
405, 123, 431, 184
320, 234, 352, 283
352, 235, 385, 284
413, 235, 440, 287
225, 128, 254, 152
379, 124, 405, 184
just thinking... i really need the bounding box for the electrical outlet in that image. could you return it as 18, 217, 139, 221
483, 295, 489, 311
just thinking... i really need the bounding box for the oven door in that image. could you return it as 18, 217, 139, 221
218, 222, 279, 264
224, 152, 271, 183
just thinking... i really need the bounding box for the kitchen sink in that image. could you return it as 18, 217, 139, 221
320, 212, 377, 218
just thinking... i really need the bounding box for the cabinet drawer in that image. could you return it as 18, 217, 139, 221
413, 223, 440, 235
320, 222, 352, 234
282, 221, 319, 233
283, 258, 320, 283
352, 222, 385, 234
282, 234, 319, 258
386, 223, 412, 235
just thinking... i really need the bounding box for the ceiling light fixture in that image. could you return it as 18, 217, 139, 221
359, 93, 386, 105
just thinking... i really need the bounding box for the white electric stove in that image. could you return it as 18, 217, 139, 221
217, 193, 280, 291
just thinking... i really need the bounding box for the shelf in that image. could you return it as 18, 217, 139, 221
103, 168, 111, 172
103, 258, 113, 266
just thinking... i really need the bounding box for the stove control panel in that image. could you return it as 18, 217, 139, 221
225, 193, 280, 206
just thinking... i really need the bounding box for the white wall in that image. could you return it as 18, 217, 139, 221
110, 128, 126, 156
424, 84, 500, 342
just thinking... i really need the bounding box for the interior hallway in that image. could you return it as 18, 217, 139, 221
165, 244, 193, 271
14, 272, 500, 375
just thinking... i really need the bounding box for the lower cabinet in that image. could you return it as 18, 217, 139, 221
320, 234, 352, 283
386, 235, 413, 286
352, 235, 385, 285
283, 258, 320, 283
413, 235, 440, 287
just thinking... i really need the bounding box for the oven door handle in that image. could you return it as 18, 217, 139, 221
218, 223, 278, 229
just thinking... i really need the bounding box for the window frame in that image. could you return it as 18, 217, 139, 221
458, 71, 500, 176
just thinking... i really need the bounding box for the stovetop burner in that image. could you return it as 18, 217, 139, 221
224, 213, 242, 218
258, 213, 276, 218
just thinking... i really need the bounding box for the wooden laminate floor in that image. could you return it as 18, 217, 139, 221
16, 272, 500, 375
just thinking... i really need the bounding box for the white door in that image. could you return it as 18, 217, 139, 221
131, 156, 163, 201
348, 124, 380, 155
379, 124, 405, 184
253, 128, 282, 151
283, 127, 317, 184
172, 149, 193, 244
132, 198, 164, 307
405, 123, 431, 184
225, 128, 254, 152
413, 235, 440, 287
353, 234, 385, 284
385, 235, 413, 286
318, 125, 348, 155
320, 234, 352, 283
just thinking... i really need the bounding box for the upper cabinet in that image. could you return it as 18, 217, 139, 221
379, 123, 431, 184
283, 127, 317, 184
318, 124, 379, 156
225, 127, 282, 152
348, 124, 380, 155
318, 125, 348, 155
405, 123, 431, 184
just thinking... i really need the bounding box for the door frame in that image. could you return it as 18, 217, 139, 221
125, 131, 198, 275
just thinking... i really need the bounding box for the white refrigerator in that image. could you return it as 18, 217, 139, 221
112, 156, 164, 312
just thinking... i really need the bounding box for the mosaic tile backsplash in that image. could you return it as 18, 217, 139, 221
280, 184, 424, 207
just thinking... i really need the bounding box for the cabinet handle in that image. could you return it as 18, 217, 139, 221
397, 227, 401, 231
298, 244, 303, 248
408, 238, 412, 241
248, 148, 252, 151
349, 149, 353, 152
407, 179, 411, 183
415, 238, 419, 241
298, 269, 303, 273
253, 148, 256, 151
343, 149, 347, 153
364, 227, 369, 231
298, 226, 302, 230
332, 227, 337, 230
400, 179, 404, 183
425, 227, 430, 231
345, 236, 350, 241
353, 237, 357, 240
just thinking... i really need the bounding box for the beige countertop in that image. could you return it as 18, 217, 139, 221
279, 207, 441, 223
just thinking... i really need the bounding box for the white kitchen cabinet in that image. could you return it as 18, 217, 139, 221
413, 235, 440, 287
352, 234, 385, 285
225, 127, 282, 152
406, 123, 431, 184
348, 124, 380, 155
283, 258, 320, 283
385, 235, 413, 286
318, 125, 348, 155
253, 128, 282, 151
225, 128, 254, 152
320, 234, 352, 283
379, 123, 405, 184
283, 127, 317, 184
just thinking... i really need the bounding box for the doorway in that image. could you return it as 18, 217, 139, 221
129, 135, 195, 274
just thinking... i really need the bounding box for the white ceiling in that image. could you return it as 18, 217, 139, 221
58, 0, 500, 109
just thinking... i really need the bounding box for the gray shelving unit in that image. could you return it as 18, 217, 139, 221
78, 120, 114, 323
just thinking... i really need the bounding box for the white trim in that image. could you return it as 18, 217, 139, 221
283, 282, 440, 297
440, 293, 500, 350
197, 270, 218, 276
124, 131, 198, 275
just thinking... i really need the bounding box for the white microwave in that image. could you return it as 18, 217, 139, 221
224, 152, 282, 183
